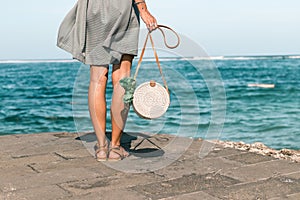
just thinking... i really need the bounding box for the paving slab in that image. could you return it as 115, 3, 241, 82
225, 151, 275, 164
30, 156, 102, 173
154, 156, 243, 180
0, 153, 62, 171
2, 185, 71, 200
0, 132, 299, 200
222, 159, 300, 182
130, 173, 240, 199
206, 146, 248, 158
9, 138, 84, 159
269, 192, 300, 200
286, 193, 300, 200
0, 167, 99, 192
284, 171, 300, 180
160, 191, 221, 200
62, 188, 148, 200
59, 172, 162, 196
205, 176, 300, 200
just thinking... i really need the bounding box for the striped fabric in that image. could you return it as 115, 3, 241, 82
57, 0, 140, 65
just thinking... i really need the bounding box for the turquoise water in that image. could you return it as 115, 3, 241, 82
0, 56, 299, 150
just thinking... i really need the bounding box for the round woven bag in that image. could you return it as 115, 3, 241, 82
133, 81, 170, 119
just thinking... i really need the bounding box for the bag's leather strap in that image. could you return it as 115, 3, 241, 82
133, 25, 180, 93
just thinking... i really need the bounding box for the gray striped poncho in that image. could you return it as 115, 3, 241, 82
57, 0, 140, 65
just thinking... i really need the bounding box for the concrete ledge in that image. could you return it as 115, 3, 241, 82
0, 132, 299, 200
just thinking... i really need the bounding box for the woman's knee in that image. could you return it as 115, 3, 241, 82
111, 55, 133, 86
111, 69, 131, 87
90, 65, 109, 84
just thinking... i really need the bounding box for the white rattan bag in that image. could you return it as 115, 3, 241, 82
133, 80, 170, 119
132, 25, 180, 119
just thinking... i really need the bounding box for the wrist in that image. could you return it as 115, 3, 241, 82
135, 0, 147, 12
134, 0, 145, 6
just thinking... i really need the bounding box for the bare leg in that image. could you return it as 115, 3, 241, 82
88, 65, 109, 151
110, 55, 133, 148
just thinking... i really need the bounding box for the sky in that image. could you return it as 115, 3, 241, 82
0, 0, 300, 60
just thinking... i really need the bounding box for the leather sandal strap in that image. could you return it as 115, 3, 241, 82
95, 142, 109, 157
96, 142, 108, 149
109, 147, 124, 159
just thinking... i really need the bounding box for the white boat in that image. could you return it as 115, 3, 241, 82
248, 83, 275, 88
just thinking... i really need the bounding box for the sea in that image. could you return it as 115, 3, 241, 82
0, 55, 299, 150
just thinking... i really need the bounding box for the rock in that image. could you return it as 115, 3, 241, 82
280, 149, 294, 156
213, 140, 299, 163
251, 142, 268, 150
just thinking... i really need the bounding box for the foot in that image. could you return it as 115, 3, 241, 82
95, 142, 109, 162
119, 146, 130, 157
108, 145, 130, 161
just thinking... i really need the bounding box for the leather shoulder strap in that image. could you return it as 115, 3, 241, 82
133, 25, 180, 93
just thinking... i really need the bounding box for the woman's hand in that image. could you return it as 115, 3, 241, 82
140, 10, 157, 32
135, 1, 158, 32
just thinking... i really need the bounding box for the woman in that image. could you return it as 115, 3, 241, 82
57, 0, 157, 161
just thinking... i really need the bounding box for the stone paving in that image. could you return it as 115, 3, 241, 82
0, 132, 299, 200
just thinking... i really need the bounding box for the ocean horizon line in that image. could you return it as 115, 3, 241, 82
1, 54, 300, 63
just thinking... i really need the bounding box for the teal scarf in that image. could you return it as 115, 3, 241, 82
120, 77, 136, 104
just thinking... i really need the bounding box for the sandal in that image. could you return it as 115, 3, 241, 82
95, 142, 109, 162
108, 146, 129, 161
119, 146, 130, 158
